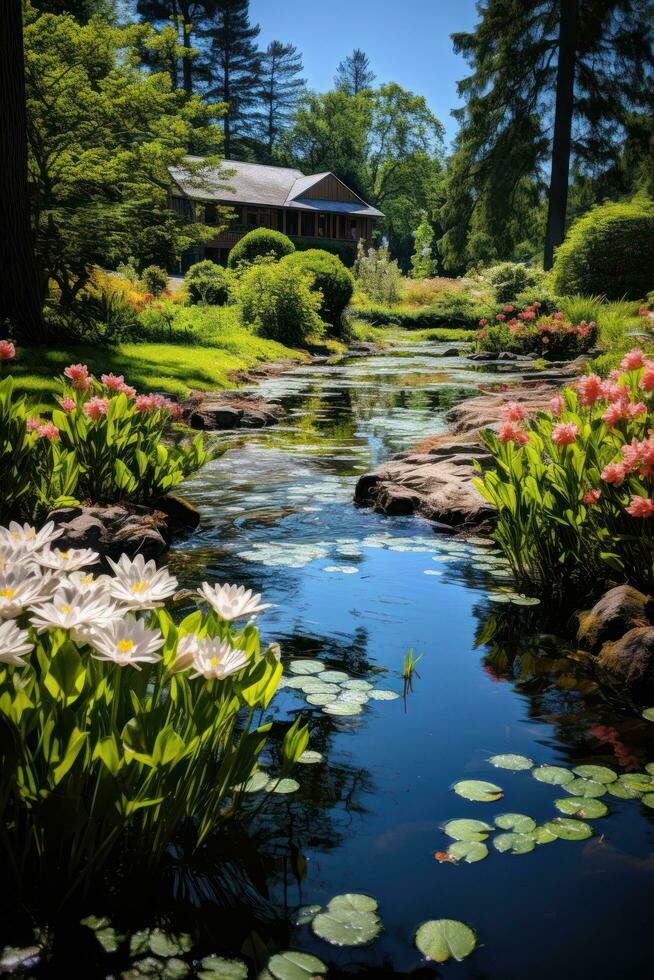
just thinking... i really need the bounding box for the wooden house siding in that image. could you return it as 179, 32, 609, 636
299, 175, 363, 203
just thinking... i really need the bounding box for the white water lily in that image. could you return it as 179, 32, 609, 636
60, 570, 112, 595
171, 632, 199, 673
0, 521, 62, 556
36, 547, 100, 572
190, 636, 248, 680
106, 553, 178, 609
87, 616, 164, 669
0, 567, 50, 619
197, 582, 271, 621
0, 619, 34, 665
29, 586, 118, 632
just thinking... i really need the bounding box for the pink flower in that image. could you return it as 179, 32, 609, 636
495, 313, 506, 322
639, 308, 650, 317
26, 417, 41, 432
64, 363, 91, 391
101, 372, 126, 391
119, 383, 137, 398
621, 348, 646, 371
639, 362, 654, 391
627, 400, 647, 419
135, 394, 158, 412
583, 489, 601, 505
37, 422, 59, 440
0, 340, 16, 361
503, 401, 527, 422
503, 305, 514, 313
622, 437, 643, 472
498, 421, 529, 446
479, 329, 487, 340
551, 422, 579, 446
60, 397, 76, 412
576, 374, 604, 407
478, 318, 488, 327
549, 394, 565, 416
552, 311, 564, 320
83, 396, 109, 420
602, 401, 628, 427
626, 496, 654, 518
602, 380, 629, 403
601, 462, 627, 486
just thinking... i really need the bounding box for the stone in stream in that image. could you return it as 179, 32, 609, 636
577, 585, 654, 655
597, 627, 654, 692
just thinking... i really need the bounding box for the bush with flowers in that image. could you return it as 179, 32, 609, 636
477, 302, 597, 359
0, 520, 308, 899
474, 348, 654, 596
0, 347, 209, 522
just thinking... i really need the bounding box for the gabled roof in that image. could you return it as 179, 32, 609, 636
169, 157, 383, 218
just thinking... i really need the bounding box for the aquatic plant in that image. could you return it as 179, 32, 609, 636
0, 522, 307, 901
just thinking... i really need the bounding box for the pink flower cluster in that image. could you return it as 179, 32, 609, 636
59, 363, 180, 419
0, 340, 16, 361
64, 363, 92, 391
135, 393, 181, 417
26, 417, 59, 440
551, 422, 579, 446
498, 401, 529, 445
101, 373, 137, 398
574, 363, 648, 428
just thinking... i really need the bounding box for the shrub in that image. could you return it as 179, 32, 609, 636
185, 260, 232, 305
115, 255, 141, 285
0, 529, 308, 900
475, 349, 654, 596
477, 302, 597, 358
227, 228, 295, 268
141, 264, 169, 296
281, 249, 354, 335
480, 262, 546, 304
294, 238, 356, 266
552, 198, 654, 299
354, 241, 403, 305
238, 262, 323, 346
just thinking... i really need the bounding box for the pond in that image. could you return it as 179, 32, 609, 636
6, 343, 654, 979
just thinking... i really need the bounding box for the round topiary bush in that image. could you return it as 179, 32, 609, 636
185, 260, 231, 305
238, 261, 323, 346
227, 228, 295, 268
141, 264, 169, 296
552, 199, 654, 300
483, 262, 545, 304
281, 249, 354, 335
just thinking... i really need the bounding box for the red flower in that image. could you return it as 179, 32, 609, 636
495, 313, 506, 322
0, 340, 16, 361
498, 421, 529, 446
582, 489, 601, 505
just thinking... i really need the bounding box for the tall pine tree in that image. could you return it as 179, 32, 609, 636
203, 0, 260, 157
255, 41, 305, 159
136, 0, 207, 94
334, 48, 375, 95
439, 0, 654, 271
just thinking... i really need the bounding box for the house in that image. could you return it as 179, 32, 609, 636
169, 157, 383, 269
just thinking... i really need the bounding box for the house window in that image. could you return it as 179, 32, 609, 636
286, 210, 298, 236
245, 207, 270, 228
301, 212, 314, 237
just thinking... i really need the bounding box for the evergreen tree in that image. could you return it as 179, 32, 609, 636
255, 41, 305, 159
135, 0, 207, 94
203, 0, 261, 158
440, 0, 654, 271
334, 48, 375, 94
410, 213, 436, 279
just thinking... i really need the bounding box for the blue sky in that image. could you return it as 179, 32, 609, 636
249, 0, 480, 147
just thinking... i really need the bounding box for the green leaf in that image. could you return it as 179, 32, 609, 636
288, 660, 325, 675
493, 832, 535, 855
528, 826, 558, 845
562, 778, 606, 798
620, 773, 654, 793
414, 919, 477, 963
554, 797, 608, 818
43, 642, 85, 704
322, 702, 362, 716
443, 818, 493, 842
542, 818, 593, 841
265, 777, 299, 795
367, 689, 400, 701
296, 750, 323, 765
293, 905, 322, 926
453, 779, 503, 802
494, 813, 536, 833
531, 765, 575, 786
267, 951, 326, 980
573, 765, 617, 784
317, 670, 349, 683
447, 840, 488, 863
198, 957, 248, 980
642, 707, 654, 721
311, 894, 381, 947
488, 753, 533, 771
148, 929, 192, 957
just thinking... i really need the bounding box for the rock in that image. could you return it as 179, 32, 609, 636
577, 585, 654, 655
441, 347, 461, 357
497, 351, 519, 360
446, 386, 558, 434
152, 494, 200, 531
597, 627, 654, 691
467, 351, 498, 361
49, 505, 169, 560
189, 396, 280, 430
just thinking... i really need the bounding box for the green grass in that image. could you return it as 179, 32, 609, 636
556, 295, 654, 374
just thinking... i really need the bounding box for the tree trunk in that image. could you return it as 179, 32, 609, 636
0, 1, 46, 343
543, 0, 578, 270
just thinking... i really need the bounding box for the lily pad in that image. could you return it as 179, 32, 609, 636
305, 692, 338, 706
414, 919, 477, 963
322, 702, 363, 717
240, 771, 270, 793
554, 797, 608, 818
645, 763, 654, 776
493, 832, 535, 855
487, 593, 512, 603
531, 765, 574, 785
283, 677, 315, 690
443, 818, 493, 842
494, 813, 536, 834
543, 817, 593, 841
620, 773, 654, 793
642, 793, 654, 809
563, 778, 606, 798
528, 826, 557, 845
311, 894, 381, 947
199, 958, 248, 980
267, 950, 327, 980
265, 777, 300, 795
453, 780, 503, 802
607, 781, 640, 800
488, 754, 534, 771
511, 595, 540, 606
318, 670, 350, 683
288, 660, 325, 675
329, 894, 378, 913
293, 905, 322, 926
296, 750, 323, 765
148, 930, 192, 958
337, 690, 369, 704
447, 840, 488, 863
368, 689, 400, 701
573, 765, 617, 784
341, 679, 373, 691
642, 707, 654, 721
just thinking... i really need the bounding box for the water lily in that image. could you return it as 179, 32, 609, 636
0, 521, 62, 556
0, 620, 33, 665
36, 547, 100, 572
171, 632, 199, 673
87, 616, 164, 668
106, 553, 178, 608
60, 570, 111, 595
0, 567, 50, 619
29, 586, 118, 632
190, 637, 248, 680
197, 582, 271, 621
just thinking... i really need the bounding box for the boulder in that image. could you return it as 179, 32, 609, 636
577, 584, 654, 655
189, 397, 280, 430
597, 627, 654, 691
152, 494, 200, 531
49, 504, 169, 560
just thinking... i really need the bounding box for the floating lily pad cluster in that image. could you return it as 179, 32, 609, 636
441, 753, 654, 865
279, 659, 400, 716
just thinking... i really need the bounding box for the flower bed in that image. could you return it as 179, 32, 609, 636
0, 520, 307, 899
477, 303, 597, 358
474, 348, 654, 595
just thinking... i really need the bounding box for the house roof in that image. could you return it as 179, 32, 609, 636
169, 157, 383, 218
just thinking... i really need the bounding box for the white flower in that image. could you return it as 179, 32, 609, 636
0, 521, 63, 556
0, 619, 34, 666
170, 632, 198, 673
60, 570, 111, 596
190, 636, 248, 680
0, 567, 50, 619
197, 582, 271, 621
106, 553, 178, 609
29, 586, 118, 632
87, 617, 164, 669
36, 547, 100, 572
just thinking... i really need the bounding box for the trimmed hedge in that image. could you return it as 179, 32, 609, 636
353, 300, 488, 330
552, 199, 654, 299
185, 260, 231, 305
291, 238, 357, 267
281, 249, 354, 335
227, 228, 295, 268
